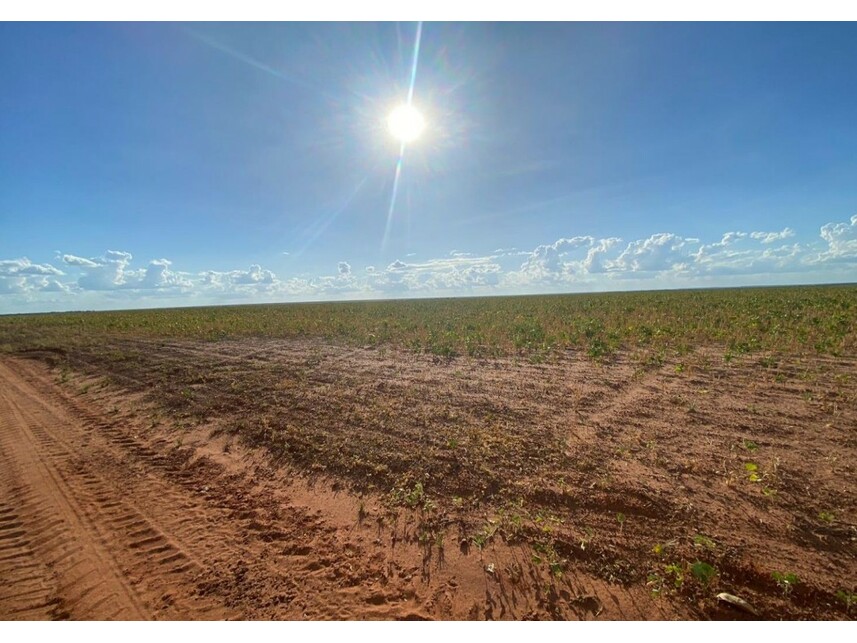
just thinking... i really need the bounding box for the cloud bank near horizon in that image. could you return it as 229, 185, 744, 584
2, 215, 856, 313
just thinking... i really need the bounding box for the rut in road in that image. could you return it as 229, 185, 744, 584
0, 358, 254, 619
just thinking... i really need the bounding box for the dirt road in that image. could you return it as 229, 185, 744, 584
0, 357, 236, 619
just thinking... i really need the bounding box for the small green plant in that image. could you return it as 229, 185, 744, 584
772, 571, 800, 596
405, 481, 425, 507
742, 439, 759, 451
471, 522, 498, 550
532, 541, 565, 577
690, 561, 717, 586
652, 543, 667, 557
818, 510, 835, 524
762, 486, 777, 497
693, 534, 716, 550
664, 562, 684, 589
835, 590, 855, 613
744, 462, 761, 482
616, 512, 626, 527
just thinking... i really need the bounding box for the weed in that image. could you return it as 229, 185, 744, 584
818, 511, 835, 524
835, 590, 855, 613
647, 573, 666, 596
532, 541, 565, 577
744, 462, 761, 482
742, 439, 759, 452
690, 561, 717, 586
664, 562, 684, 589
772, 571, 800, 596
652, 543, 667, 557
471, 522, 498, 550
693, 534, 717, 550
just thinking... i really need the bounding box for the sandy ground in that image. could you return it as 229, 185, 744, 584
0, 341, 854, 620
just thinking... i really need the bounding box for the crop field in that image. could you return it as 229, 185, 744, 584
0, 284, 855, 620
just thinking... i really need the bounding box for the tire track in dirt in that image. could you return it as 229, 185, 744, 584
0, 382, 149, 620
0, 365, 239, 619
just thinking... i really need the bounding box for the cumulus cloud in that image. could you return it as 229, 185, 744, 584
612, 233, 698, 273
819, 214, 857, 260
62, 254, 99, 268
519, 236, 596, 280
76, 250, 133, 290
750, 228, 796, 244
337, 261, 351, 276
233, 264, 275, 285
583, 237, 622, 274
0, 258, 63, 276
0, 258, 65, 298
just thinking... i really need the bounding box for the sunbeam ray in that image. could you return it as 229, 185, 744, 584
182, 26, 334, 99
293, 175, 371, 259
381, 21, 423, 254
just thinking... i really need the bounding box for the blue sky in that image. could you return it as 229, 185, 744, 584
2, 21, 856, 313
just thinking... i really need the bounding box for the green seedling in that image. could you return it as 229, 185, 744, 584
664, 563, 684, 589
690, 561, 717, 586
742, 439, 759, 451
772, 571, 800, 596
744, 462, 761, 482
835, 590, 855, 613
693, 534, 716, 550
818, 511, 835, 524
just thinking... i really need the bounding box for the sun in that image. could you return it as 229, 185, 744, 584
387, 104, 426, 144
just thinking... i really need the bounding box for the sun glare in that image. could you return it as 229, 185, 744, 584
387, 104, 425, 144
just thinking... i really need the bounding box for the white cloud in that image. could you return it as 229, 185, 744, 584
819, 214, 857, 260
4, 215, 857, 313
583, 237, 622, 274
0, 258, 65, 298
612, 233, 698, 273
76, 250, 133, 290
519, 236, 596, 281
0, 258, 63, 277
750, 228, 796, 244
61, 254, 99, 268
234, 264, 275, 285
201, 265, 278, 292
